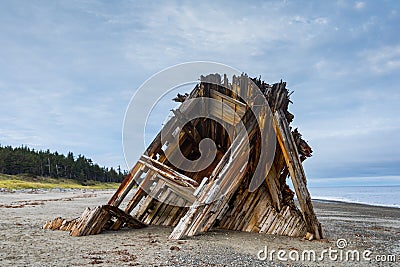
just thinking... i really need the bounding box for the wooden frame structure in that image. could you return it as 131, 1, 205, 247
44, 74, 323, 240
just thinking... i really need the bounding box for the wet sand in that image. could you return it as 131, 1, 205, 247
0, 190, 399, 266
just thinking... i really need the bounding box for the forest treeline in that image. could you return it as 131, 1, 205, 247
0, 145, 126, 183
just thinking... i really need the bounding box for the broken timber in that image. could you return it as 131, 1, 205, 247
44, 74, 323, 240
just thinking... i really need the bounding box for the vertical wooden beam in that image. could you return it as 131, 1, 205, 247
273, 110, 323, 239
108, 162, 142, 207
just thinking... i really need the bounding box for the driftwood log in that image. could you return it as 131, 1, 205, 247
44, 74, 323, 240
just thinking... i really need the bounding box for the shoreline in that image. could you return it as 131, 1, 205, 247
312, 198, 400, 210
3, 187, 399, 209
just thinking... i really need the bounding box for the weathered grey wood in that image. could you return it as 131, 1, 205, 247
274, 110, 323, 239
102, 205, 146, 229
45, 74, 321, 241
141, 155, 199, 188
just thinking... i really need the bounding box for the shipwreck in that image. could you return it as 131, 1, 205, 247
44, 73, 323, 240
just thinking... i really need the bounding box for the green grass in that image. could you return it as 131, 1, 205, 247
0, 173, 120, 190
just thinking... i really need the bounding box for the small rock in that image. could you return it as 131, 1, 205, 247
170, 245, 180, 251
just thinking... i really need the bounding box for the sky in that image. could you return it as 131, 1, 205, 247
0, 0, 399, 187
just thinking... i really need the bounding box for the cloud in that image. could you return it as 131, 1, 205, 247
1, 0, 399, 182
314, 17, 329, 25
354, 1, 366, 9
118, 1, 333, 73
362, 45, 400, 74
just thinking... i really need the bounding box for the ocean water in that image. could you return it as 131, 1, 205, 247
308, 186, 400, 208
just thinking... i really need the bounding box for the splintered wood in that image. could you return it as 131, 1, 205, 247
43, 205, 146, 236
44, 74, 323, 240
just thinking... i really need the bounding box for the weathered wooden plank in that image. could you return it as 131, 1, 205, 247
135, 178, 166, 221
274, 110, 323, 239
108, 162, 142, 207
140, 155, 199, 188
144, 188, 172, 224
103, 205, 146, 228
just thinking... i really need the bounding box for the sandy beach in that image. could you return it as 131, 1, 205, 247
0, 190, 399, 266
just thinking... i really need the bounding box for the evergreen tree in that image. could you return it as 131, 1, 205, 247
0, 144, 126, 183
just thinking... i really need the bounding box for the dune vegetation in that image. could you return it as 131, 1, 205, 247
0, 173, 120, 190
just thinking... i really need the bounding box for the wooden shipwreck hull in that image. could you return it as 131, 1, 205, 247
44, 74, 323, 240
